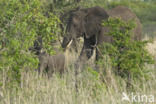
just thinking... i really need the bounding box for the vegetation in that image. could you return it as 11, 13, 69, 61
0, 0, 60, 87
0, 0, 156, 104
98, 18, 153, 84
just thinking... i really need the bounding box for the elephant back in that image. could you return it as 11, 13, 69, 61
107, 6, 142, 40
107, 6, 137, 21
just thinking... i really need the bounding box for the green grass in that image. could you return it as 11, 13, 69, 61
0, 66, 155, 104
0, 46, 156, 104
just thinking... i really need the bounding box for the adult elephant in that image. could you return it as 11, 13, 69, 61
62, 6, 142, 63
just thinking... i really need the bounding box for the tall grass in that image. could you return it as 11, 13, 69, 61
0, 39, 155, 104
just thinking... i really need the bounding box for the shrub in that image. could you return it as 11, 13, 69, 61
0, 0, 60, 88
98, 18, 154, 82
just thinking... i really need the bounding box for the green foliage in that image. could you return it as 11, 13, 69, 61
43, 0, 79, 13
81, 67, 107, 97
98, 18, 154, 80
0, 0, 60, 87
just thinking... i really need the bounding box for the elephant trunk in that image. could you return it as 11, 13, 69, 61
62, 24, 77, 50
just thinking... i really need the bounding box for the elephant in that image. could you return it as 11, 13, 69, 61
60, 7, 83, 53
61, 6, 142, 63
38, 51, 65, 77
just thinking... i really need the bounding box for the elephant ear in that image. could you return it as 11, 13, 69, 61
84, 6, 109, 39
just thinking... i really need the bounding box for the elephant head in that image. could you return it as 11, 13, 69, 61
61, 6, 109, 50
62, 6, 142, 63
61, 8, 87, 49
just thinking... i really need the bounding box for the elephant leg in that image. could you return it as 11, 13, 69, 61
79, 46, 90, 62
74, 36, 95, 91
79, 35, 96, 62
94, 48, 101, 72
75, 34, 95, 79
38, 63, 47, 76
95, 47, 100, 61
38, 57, 49, 76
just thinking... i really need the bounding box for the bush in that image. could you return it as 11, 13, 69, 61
98, 18, 154, 81
0, 0, 60, 88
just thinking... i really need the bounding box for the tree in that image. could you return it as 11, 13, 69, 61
0, 0, 60, 88
98, 18, 153, 86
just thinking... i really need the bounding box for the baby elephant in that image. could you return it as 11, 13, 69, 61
38, 52, 65, 77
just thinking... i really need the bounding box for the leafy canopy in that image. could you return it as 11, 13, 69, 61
98, 18, 153, 80
0, 0, 60, 87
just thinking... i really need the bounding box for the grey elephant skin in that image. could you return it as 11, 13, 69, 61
62, 6, 142, 62
38, 52, 65, 77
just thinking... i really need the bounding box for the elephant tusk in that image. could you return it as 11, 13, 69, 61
66, 39, 73, 48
